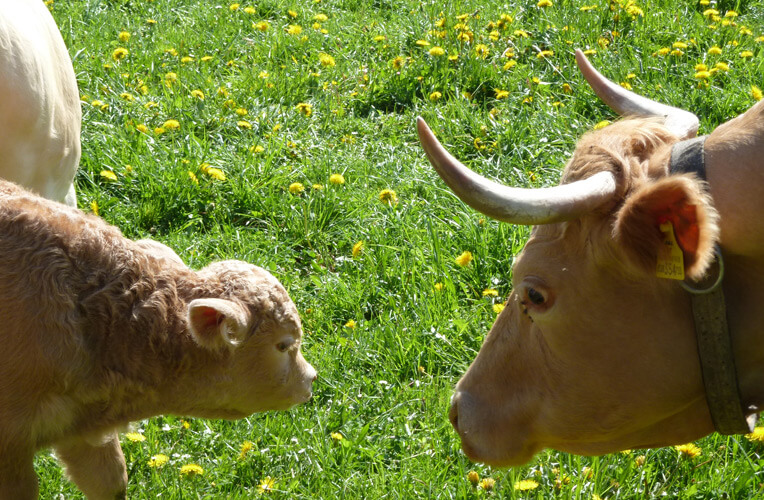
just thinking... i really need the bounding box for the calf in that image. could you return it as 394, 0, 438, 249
0, 0, 81, 206
0, 181, 316, 499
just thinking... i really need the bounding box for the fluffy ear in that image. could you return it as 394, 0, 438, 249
613, 175, 719, 281
188, 298, 250, 350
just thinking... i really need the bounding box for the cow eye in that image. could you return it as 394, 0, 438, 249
527, 287, 545, 305
276, 341, 292, 352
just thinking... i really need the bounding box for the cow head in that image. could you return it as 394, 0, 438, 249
419, 50, 723, 466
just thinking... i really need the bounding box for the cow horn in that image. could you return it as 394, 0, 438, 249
575, 49, 699, 139
417, 117, 618, 225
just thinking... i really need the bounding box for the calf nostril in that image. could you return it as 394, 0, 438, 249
311, 373, 318, 383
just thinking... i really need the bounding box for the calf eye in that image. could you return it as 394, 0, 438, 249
276, 341, 291, 352
527, 288, 545, 305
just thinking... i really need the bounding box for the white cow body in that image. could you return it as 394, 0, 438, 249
0, 0, 80, 206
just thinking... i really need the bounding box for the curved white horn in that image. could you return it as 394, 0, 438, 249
575, 49, 699, 139
417, 117, 618, 225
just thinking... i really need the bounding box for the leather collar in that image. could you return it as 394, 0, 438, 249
669, 136, 755, 435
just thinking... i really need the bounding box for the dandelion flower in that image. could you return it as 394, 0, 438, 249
204, 167, 226, 181
254, 20, 270, 31
319, 53, 336, 67
479, 478, 496, 491
352, 240, 363, 257
112, 47, 129, 61
708, 46, 722, 55
239, 441, 254, 459
250, 145, 265, 154
136, 124, 148, 133
675, 443, 702, 459
428, 46, 445, 56
415, 39, 430, 47
467, 471, 480, 485
90, 200, 99, 215
229, 3, 240, 10
694, 70, 711, 80
740, 50, 754, 59
190, 89, 205, 100
514, 479, 540, 491
474, 44, 489, 59
237, 120, 252, 129
124, 432, 145, 442
503, 60, 517, 70
455, 251, 473, 267
148, 454, 169, 468
258, 476, 276, 493
118, 31, 131, 42
593, 120, 611, 130
753, 86, 763, 101
434, 282, 444, 291
344, 319, 356, 329
100, 170, 117, 181
188, 171, 199, 184
746, 426, 764, 443
482, 288, 499, 297
537, 0, 552, 6
429, 91, 442, 101
330, 173, 345, 184
179, 464, 204, 477
378, 188, 398, 206
289, 182, 305, 195
537, 50, 554, 59
164, 72, 178, 85
493, 303, 505, 314
391, 56, 406, 69
295, 102, 313, 117
330, 432, 343, 441
286, 24, 303, 35
120, 92, 134, 101
162, 119, 180, 130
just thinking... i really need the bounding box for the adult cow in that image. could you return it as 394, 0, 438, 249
0, 0, 81, 206
417, 50, 764, 466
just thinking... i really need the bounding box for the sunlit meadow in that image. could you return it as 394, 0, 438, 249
39, 0, 764, 497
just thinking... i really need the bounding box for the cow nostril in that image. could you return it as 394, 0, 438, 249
449, 400, 459, 431
311, 373, 317, 383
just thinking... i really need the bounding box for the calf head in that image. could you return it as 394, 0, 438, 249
418, 50, 725, 466
187, 261, 317, 417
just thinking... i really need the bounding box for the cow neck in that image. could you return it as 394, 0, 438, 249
669, 136, 756, 435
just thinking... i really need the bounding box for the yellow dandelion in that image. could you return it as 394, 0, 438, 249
100, 170, 117, 181
429, 91, 442, 101
229, 3, 239, 10
319, 53, 336, 67
188, 171, 199, 184
428, 46, 445, 56
673, 41, 688, 49
740, 50, 754, 59
243, 6, 255, 14
180, 56, 193, 63
288, 9, 298, 18
537, 0, 552, 6
415, 39, 430, 47
434, 282, 444, 292
330, 173, 345, 185
352, 241, 364, 258
514, 29, 529, 38
537, 50, 554, 59
467, 471, 480, 485
494, 87, 510, 98
493, 303, 505, 314
330, 432, 343, 441
254, 20, 270, 31
162, 119, 180, 130
190, 89, 204, 100
675, 443, 702, 459
515, 479, 540, 491
136, 124, 148, 133
112, 47, 128, 61
474, 44, 489, 59
250, 145, 265, 154
378, 188, 398, 206
258, 476, 276, 493
626, 5, 644, 17
239, 441, 253, 459
289, 182, 305, 195
90, 200, 99, 215
118, 31, 131, 42
479, 478, 496, 491
154, 127, 166, 135
148, 454, 169, 468
164, 72, 178, 85
746, 426, 764, 443
593, 119, 611, 130
204, 167, 226, 181
391, 56, 406, 70
124, 432, 145, 442
482, 288, 499, 297
455, 251, 473, 267
179, 464, 204, 477
119, 92, 134, 101
503, 59, 517, 70
752, 86, 763, 101
286, 24, 303, 35
295, 102, 313, 117
694, 70, 711, 80
344, 319, 356, 329
237, 120, 252, 129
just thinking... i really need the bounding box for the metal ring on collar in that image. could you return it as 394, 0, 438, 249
681, 245, 724, 295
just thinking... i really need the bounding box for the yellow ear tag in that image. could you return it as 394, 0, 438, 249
656, 221, 685, 280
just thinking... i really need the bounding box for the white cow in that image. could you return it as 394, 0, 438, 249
0, 0, 81, 206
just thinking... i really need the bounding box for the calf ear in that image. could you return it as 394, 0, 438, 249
613, 175, 719, 281
188, 298, 250, 350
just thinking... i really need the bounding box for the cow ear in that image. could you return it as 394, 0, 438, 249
613, 175, 719, 281
188, 298, 250, 350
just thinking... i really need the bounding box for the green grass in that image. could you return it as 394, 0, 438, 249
36, 0, 764, 497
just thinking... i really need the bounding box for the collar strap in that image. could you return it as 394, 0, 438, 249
669, 136, 755, 435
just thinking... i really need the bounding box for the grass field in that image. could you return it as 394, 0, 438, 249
37, 0, 764, 497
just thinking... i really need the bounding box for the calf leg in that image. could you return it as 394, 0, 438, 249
0, 450, 39, 500
54, 431, 127, 500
